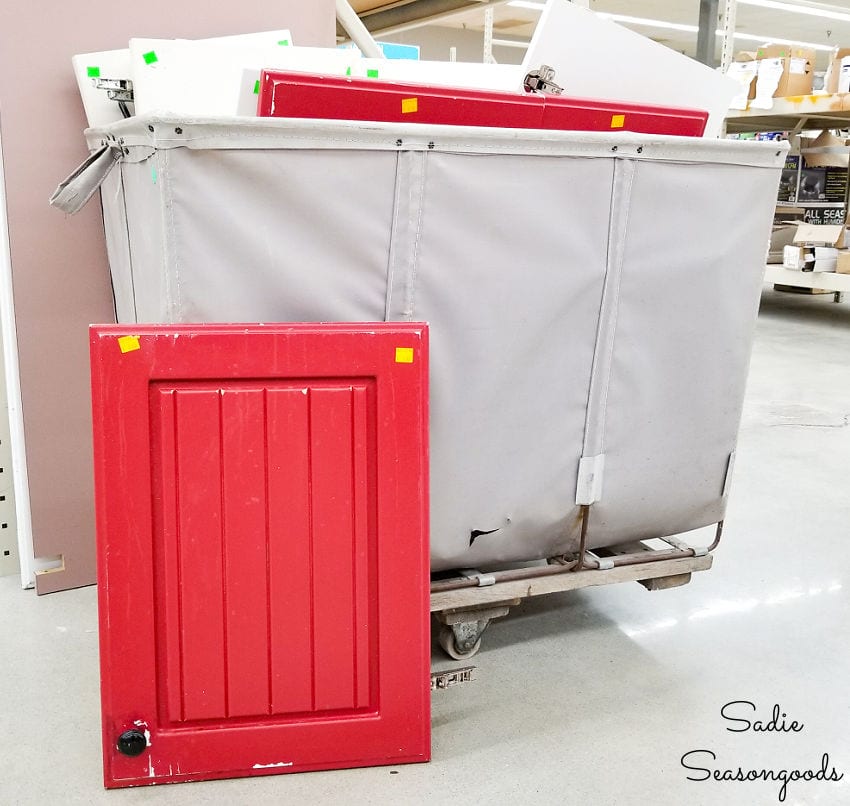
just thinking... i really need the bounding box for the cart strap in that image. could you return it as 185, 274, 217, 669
50, 144, 120, 214
50, 140, 155, 214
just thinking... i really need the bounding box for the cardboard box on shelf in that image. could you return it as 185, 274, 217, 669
792, 223, 846, 247
754, 45, 815, 103
793, 224, 846, 249
770, 223, 798, 262
826, 47, 850, 93
837, 250, 850, 273
814, 246, 838, 271
792, 223, 847, 271
800, 131, 850, 168
783, 244, 810, 270
727, 51, 759, 109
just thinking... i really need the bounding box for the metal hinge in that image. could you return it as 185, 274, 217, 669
95, 78, 135, 119
95, 78, 134, 102
523, 64, 564, 95
431, 666, 476, 691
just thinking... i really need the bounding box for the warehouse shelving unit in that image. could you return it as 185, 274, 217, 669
726, 92, 850, 135
727, 93, 850, 301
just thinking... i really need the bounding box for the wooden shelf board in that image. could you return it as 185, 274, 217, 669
726, 93, 850, 133
766, 264, 850, 292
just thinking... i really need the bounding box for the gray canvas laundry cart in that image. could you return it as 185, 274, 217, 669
55, 115, 785, 657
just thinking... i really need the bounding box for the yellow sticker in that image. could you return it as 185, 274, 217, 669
118, 335, 141, 353
401, 97, 418, 114
395, 347, 414, 364
610, 114, 626, 129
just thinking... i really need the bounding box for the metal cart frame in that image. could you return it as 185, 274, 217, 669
431, 517, 721, 659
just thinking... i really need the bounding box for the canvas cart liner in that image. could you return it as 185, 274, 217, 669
54, 116, 785, 573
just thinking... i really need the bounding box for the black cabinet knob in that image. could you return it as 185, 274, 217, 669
116, 729, 147, 757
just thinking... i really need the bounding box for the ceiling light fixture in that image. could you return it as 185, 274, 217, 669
738, 0, 850, 25
508, 0, 850, 22
494, 10, 835, 53
595, 12, 698, 33
598, 12, 833, 50
729, 30, 834, 51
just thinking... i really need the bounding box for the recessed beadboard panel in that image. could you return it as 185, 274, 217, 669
149, 381, 377, 725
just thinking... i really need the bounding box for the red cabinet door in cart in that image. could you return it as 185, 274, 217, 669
257, 71, 709, 137
90, 323, 430, 789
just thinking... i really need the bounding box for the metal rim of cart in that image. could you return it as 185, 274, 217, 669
430, 516, 721, 659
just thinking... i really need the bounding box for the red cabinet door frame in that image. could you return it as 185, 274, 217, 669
90, 323, 429, 788
257, 70, 708, 137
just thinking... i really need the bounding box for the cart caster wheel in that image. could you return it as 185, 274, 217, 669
438, 625, 482, 660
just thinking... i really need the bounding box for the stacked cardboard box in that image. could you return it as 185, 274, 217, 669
826, 47, 850, 94
783, 223, 850, 273
727, 52, 759, 108
728, 46, 815, 109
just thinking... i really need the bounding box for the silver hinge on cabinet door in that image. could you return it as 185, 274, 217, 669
94, 78, 135, 118
523, 65, 564, 95
95, 78, 134, 102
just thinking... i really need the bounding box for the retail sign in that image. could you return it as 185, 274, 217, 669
801, 206, 845, 226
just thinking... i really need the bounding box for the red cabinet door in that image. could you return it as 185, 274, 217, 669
257, 70, 708, 136
90, 324, 429, 789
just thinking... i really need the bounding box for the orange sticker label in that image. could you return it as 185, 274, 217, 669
610, 114, 625, 129
401, 97, 418, 114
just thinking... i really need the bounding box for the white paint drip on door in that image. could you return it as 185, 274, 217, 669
252, 761, 294, 769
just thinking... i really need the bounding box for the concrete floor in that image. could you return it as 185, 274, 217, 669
2, 286, 849, 805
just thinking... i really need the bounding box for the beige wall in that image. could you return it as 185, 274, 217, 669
0, 3, 335, 593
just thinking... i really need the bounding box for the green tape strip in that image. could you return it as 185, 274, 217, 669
151, 167, 158, 184
253, 79, 260, 94
346, 66, 352, 77
278, 39, 290, 46
367, 68, 379, 78
143, 50, 158, 65
87, 66, 101, 78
